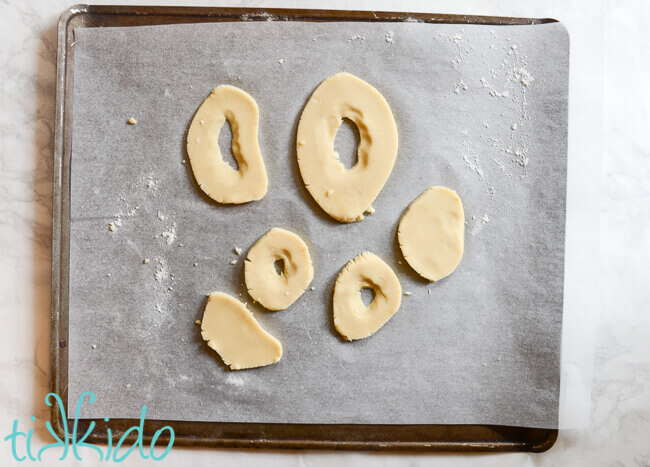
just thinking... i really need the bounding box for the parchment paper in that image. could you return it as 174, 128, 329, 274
68, 20, 568, 428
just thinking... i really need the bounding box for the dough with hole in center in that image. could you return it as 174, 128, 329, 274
333, 252, 402, 340
245, 228, 313, 311
200, 292, 282, 370
187, 85, 267, 204
398, 186, 465, 282
296, 72, 398, 222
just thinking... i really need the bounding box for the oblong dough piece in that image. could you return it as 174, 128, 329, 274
200, 292, 282, 370
333, 252, 402, 341
398, 186, 465, 282
296, 72, 398, 222
187, 85, 268, 204
245, 228, 313, 311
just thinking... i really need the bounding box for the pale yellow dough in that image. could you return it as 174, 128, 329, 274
245, 228, 313, 311
296, 73, 398, 222
200, 292, 282, 370
187, 85, 267, 204
398, 186, 465, 282
333, 252, 402, 341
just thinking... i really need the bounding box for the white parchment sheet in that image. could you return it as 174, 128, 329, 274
68, 20, 568, 428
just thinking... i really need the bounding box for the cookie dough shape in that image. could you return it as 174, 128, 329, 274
333, 252, 402, 341
296, 72, 398, 222
187, 85, 267, 204
200, 292, 282, 370
398, 186, 465, 282
245, 228, 313, 311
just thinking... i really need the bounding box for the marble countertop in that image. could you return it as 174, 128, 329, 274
0, 0, 647, 465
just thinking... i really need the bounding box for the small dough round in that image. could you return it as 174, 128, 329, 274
187, 85, 267, 204
297, 72, 398, 223
398, 186, 465, 282
201, 292, 282, 370
333, 252, 402, 341
245, 228, 313, 311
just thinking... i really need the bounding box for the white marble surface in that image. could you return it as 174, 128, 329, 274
0, 0, 648, 465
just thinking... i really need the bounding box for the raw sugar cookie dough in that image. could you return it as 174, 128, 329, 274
333, 252, 402, 341
187, 85, 268, 204
398, 186, 465, 282
245, 228, 313, 311
296, 72, 398, 223
200, 292, 282, 370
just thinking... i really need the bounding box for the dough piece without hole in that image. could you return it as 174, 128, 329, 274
296, 72, 398, 222
200, 292, 282, 370
187, 85, 267, 204
333, 252, 402, 340
398, 186, 465, 282
245, 228, 313, 311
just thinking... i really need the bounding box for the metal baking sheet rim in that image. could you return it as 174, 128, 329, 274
50, 4, 559, 452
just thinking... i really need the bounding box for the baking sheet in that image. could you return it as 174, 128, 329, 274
68, 20, 568, 428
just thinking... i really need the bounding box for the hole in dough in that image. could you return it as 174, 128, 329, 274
359, 286, 376, 307
333, 117, 361, 170
217, 118, 240, 171
187, 85, 267, 204
200, 292, 282, 370
296, 72, 398, 223
273, 258, 285, 276
333, 252, 401, 341
245, 228, 313, 311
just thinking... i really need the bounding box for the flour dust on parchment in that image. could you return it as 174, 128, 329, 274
439, 28, 536, 236
107, 202, 139, 232
339, 28, 398, 47
102, 171, 185, 319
